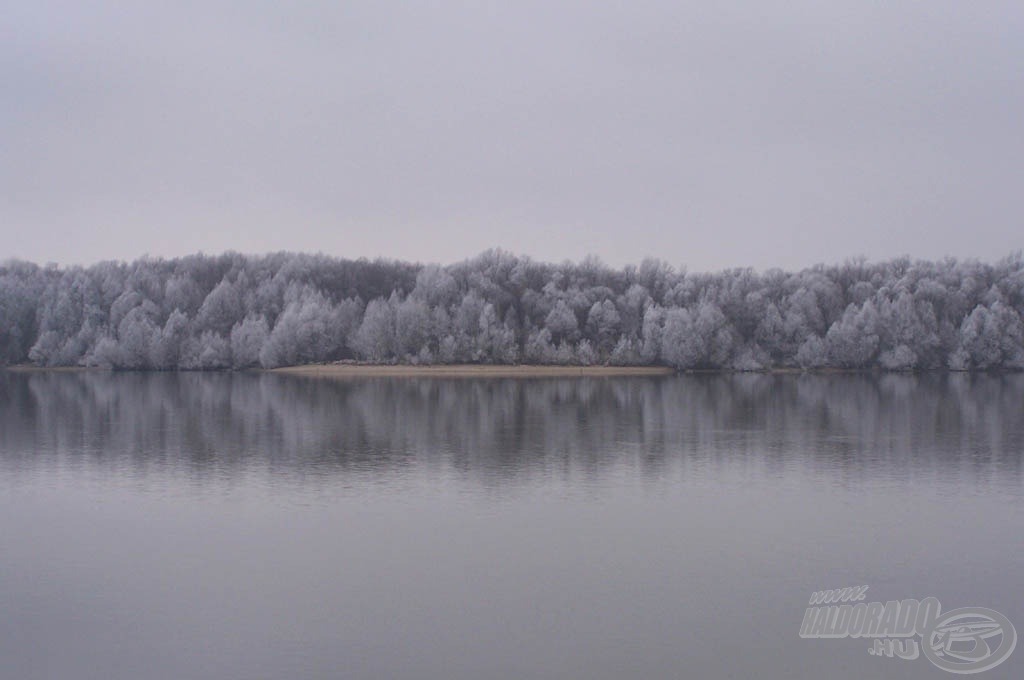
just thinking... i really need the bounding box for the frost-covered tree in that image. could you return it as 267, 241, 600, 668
353, 297, 396, 362
796, 335, 827, 369
151, 309, 189, 369
609, 336, 643, 365
411, 264, 459, 308
230, 314, 270, 368
544, 300, 579, 345
585, 300, 621, 356
260, 288, 343, 367
660, 302, 733, 369
195, 275, 246, 336
478, 303, 519, 364
576, 339, 597, 366
524, 327, 556, 364
117, 304, 161, 369
181, 331, 231, 369
395, 295, 431, 360
825, 302, 880, 368
640, 305, 666, 363
951, 302, 1024, 369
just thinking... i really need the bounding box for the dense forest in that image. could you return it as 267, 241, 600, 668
1, 251, 1022, 371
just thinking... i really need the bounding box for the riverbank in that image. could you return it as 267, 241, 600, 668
2, 363, 990, 376
0, 364, 90, 372
269, 363, 677, 378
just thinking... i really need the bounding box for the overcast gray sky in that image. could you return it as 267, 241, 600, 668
2, 1, 1022, 270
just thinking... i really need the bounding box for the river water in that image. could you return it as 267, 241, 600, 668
1, 371, 1021, 679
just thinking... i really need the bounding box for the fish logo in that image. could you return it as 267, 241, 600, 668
922, 607, 1017, 674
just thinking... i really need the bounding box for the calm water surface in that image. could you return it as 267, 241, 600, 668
1, 372, 1022, 679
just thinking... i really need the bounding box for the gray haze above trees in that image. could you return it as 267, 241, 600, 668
3, 2, 1024, 269
2, 251, 1023, 371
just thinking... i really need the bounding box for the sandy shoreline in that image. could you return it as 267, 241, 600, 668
0, 364, 91, 372
2, 364, 982, 376
269, 364, 677, 378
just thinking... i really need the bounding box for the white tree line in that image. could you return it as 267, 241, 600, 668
1, 250, 1022, 370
